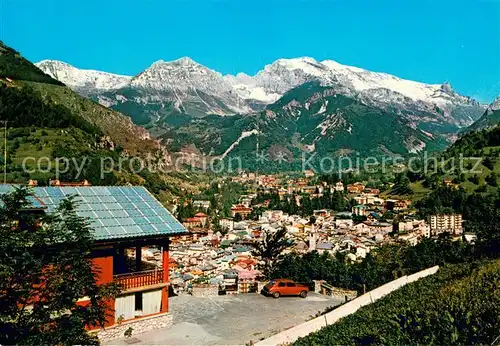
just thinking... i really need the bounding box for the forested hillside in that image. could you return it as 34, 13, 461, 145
0, 41, 63, 85
0, 41, 208, 204
161, 82, 452, 171
0, 83, 100, 134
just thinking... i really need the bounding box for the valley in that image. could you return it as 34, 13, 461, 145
1, 3, 500, 344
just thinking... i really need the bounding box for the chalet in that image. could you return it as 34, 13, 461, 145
301, 185, 320, 195
393, 199, 412, 211
353, 194, 383, 206
385, 199, 411, 211
0, 185, 187, 330
334, 218, 353, 228
443, 179, 460, 189
364, 188, 380, 195
355, 244, 370, 258
194, 212, 208, 226
398, 233, 419, 246
258, 175, 277, 186
364, 221, 393, 233
277, 188, 287, 200
261, 209, 284, 221
313, 209, 330, 218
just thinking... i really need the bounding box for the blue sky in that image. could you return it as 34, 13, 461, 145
1, 0, 499, 102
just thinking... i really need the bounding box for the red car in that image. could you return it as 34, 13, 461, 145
261, 279, 309, 298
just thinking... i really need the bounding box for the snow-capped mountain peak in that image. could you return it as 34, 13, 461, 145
131, 57, 226, 91
148, 56, 200, 69
254, 57, 472, 108
321, 59, 365, 73
35, 60, 131, 91
36, 55, 484, 127
174, 56, 198, 65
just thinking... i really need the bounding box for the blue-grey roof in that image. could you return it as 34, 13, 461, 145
0, 185, 187, 241
316, 242, 333, 250
0, 184, 46, 209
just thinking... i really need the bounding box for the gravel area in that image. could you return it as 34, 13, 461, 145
106, 292, 343, 345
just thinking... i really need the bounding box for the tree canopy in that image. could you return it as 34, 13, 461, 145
252, 227, 293, 278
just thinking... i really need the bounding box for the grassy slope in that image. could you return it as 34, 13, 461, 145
467, 109, 500, 132
294, 259, 500, 345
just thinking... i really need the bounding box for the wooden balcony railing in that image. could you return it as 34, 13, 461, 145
114, 269, 164, 290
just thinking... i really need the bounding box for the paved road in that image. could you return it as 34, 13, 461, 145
106, 293, 342, 345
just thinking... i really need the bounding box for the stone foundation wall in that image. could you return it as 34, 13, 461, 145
313, 280, 326, 293
96, 313, 173, 342
320, 283, 358, 301
192, 285, 218, 297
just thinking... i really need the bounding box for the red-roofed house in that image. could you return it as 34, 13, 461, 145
231, 204, 253, 219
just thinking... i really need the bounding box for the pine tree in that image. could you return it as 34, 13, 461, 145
252, 227, 293, 278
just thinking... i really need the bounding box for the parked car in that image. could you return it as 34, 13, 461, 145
261, 279, 308, 298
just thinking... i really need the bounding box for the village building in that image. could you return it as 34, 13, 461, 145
231, 204, 253, 219
183, 217, 203, 229
49, 179, 92, 186
304, 170, 315, 178
352, 204, 369, 216
428, 214, 463, 236
333, 181, 344, 192
346, 182, 365, 194
219, 217, 234, 231
193, 200, 211, 210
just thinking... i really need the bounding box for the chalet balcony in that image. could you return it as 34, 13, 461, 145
114, 269, 164, 291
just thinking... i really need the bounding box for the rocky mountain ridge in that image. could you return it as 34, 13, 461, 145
36, 57, 485, 128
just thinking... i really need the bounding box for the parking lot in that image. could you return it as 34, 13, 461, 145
107, 292, 343, 345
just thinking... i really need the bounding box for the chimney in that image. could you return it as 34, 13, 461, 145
49, 179, 60, 186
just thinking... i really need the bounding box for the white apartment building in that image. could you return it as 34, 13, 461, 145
428, 214, 463, 236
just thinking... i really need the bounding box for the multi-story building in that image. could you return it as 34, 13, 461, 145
230, 204, 253, 219
428, 214, 463, 236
